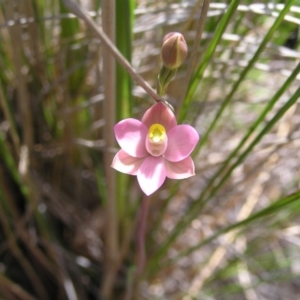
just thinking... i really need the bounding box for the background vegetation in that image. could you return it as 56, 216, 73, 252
0, 0, 300, 299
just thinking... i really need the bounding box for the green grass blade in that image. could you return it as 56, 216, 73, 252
116, 0, 134, 121
194, 0, 296, 151
179, 0, 241, 122
170, 190, 300, 266
153, 62, 300, 237
115, 0, 135, 222
205, 86, 300, 202
196, 62, 300, 205
146, 86, 300, 277
0, 131, 27, 197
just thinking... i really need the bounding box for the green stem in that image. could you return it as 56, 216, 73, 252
157, 66, 177, 96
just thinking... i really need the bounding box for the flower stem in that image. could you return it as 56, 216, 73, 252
137, 194, 151, 275
157, 66, 177, 97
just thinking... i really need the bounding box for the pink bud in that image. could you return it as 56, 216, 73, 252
161, 32, 188, 69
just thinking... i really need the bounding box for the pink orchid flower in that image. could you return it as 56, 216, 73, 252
111, 102, 199, 196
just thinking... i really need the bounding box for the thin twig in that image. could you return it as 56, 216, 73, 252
62, 0, 163, 103
176, 0, 210, 116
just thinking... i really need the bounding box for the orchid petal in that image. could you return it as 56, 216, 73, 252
137, 156, 166, 196
111, 150, 145, 175
164, 125, 199, 162
114, 119, 148, 157
165, 156, 195, 179
142, 102, 177, 132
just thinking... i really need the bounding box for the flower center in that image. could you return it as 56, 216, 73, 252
149, 124, 166, 142
146, 124, 168, 157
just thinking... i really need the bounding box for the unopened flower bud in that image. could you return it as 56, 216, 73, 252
161, 32, 188, 69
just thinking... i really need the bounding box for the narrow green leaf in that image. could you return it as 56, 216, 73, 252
194, 0, 296, 150
179, 0, 241, 122
169, 190, 300, 267
115, 0, 135, 221
147, 86, 300, 277
196, 62, 300, 207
